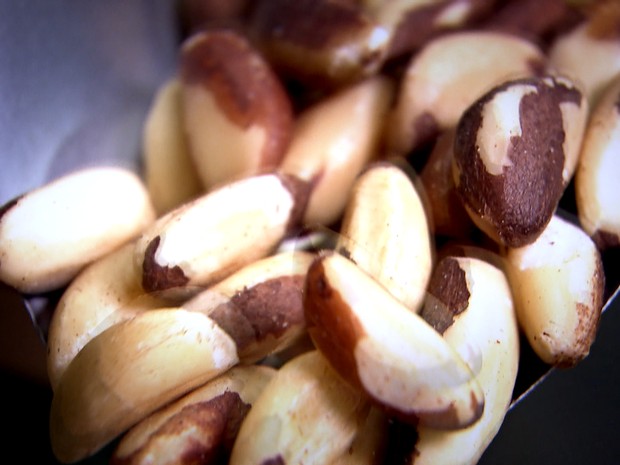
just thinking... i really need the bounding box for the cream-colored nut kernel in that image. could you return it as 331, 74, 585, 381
50, 308, 239, 464
419, 129, 475, 238
547, 2, 620, 107
505, 215, 605, 367
134, 173, 311, 295
336, 161, 433, 313
304, 251, 485, 430
363, 0, 495, 60
0, 167, 155, 294
575, 73, 620, 249
47, 241, 167, 392
278, 75, 394, 227
229, 350, 369, 465
184, 250, 315, 363
180, 28, 293, 191
412, 256, 519, 465
329, 405, 388, 465
249, 0, 391, 88
142, 77, 203, 216
453, 75, 588, 248
385, 30, 545, 155
112, 365, 276, 465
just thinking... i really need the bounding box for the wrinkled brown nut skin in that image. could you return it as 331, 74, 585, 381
453, 75, 584, 248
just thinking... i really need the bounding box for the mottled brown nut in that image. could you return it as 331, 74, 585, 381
412, 256, 519, 465
111, 365, 275, 465
304, 251, 485, 430
50, 309, 239, 464
142, 78, 203, 216
47, 241, 167, 392
248, 0, 391, 88
229, 350, 369, 465
0, 167, 155, 294
364, 0, 496, 60
180, 28, 293, 191
547, 1, 620, 107
453, 75, 588, 248
575, 73, 620, 250
419, 129, 476, 239
504, 215, 605, 367
135, 173, 310, 296
336, 161, 433, 313
184, 250, 315, 363
278, 75, 394, 227
385, 30, 546, 155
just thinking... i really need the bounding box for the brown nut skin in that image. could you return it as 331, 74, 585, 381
183, 250, 315, 364
453, 74, 588, 248
180, 28, 293, 191
575, 73, 620, 250
248, 0, 390, 89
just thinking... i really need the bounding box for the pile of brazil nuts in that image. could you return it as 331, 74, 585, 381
1, 0, 620, 464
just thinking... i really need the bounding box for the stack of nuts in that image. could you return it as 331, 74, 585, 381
1, 0, 619, 463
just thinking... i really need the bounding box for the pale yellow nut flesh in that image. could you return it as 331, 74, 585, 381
229, 350, 369, 465
142, 77, 203, 216
50, 308, 239, 464
547, 12, 620, 108
304, 251, 485, 430
336, 161, 433, 313
385, 30, 545, 154
505, 215, 605, 367
329, 405, 388, 465
46, 241, 167, 391
0, 167, 155, 294
278, 75, 394, 227
575, 73, 620, 249
134, 173, 306, 295
414, 256, 519, 465
113, 364, 276, 465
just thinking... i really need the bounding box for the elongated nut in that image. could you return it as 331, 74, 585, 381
248, 0, 391, 88
50, 308, 239, 464
111, 364, 276, 465
505, 215, 605, 367
575, 73, 620, 249
547, 2, 620, 107
142, 77, 203, 215
304, 251, 485, 429
419, 129, 475, 238
278, 75, 394, 227
184, 250, 315, 363
229, 350, 369, 465
385, 30, 545, 155
412, 256, 519, 465
363, 0, 496, 60
0, 167, 155, 294
134, 173, 311, 296
180, 29, 293, 191
47, 241, 167, 391
453, 75, 588, 248
336, 161, 433, 313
